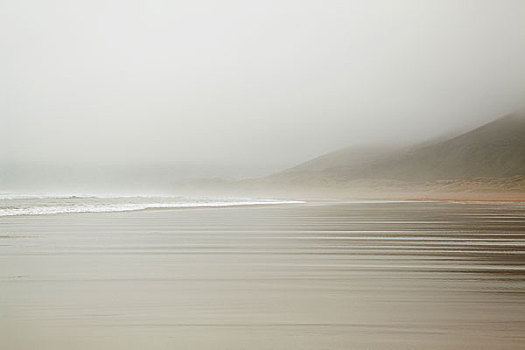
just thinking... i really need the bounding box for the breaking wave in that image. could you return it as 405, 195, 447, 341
0, 193, 304, 217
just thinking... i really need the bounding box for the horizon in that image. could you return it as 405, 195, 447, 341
2, 108, 521, 175
1, 108, 523, 194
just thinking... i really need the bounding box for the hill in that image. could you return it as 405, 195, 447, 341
267, 111, 525, 186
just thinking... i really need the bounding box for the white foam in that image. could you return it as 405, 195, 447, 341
0, 200, 304, 217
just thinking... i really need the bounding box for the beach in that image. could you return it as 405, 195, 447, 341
1, 201, 524, 349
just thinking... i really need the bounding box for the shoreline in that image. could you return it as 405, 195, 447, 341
275, 189, 525, 203
0, 200, 307, 218
1, 193, 523, 219
2, 200, 524, 350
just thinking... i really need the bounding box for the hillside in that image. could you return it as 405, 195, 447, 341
268, 111, 525, 185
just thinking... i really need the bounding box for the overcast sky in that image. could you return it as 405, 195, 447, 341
1, 0, 524, 173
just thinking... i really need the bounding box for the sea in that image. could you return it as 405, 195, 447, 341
0, 192, 303, 217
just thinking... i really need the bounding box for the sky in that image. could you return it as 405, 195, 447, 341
1, 0, 525, 175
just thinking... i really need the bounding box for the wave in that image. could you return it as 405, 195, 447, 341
0, 200, 304, 217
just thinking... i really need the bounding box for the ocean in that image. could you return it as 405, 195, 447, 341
0, 193, 303, 216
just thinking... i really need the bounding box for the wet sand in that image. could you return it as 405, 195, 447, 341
1, 201, 525, 349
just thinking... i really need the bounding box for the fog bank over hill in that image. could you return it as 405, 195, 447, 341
2, 0, 525, 172
236, 110, 524, 200
2, 111, 525, 197
269, 111, 525, 184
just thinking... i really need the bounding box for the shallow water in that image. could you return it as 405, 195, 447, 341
1, 201, 524, 349
0, 193, 301, 216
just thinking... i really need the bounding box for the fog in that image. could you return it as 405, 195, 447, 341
2, 0, 525, 179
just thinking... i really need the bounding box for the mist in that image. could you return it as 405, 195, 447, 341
2, 0, 525, 183
2, 3, 525, 349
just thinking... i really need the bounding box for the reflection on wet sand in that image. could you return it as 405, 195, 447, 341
1, 201, 524, 349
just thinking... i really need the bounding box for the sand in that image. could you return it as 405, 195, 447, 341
1, 201, 525, 349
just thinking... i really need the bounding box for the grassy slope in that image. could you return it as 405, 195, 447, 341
268, 112, 525, 185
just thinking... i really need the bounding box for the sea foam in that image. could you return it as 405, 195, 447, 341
0, 193, 304, 217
